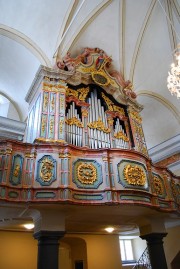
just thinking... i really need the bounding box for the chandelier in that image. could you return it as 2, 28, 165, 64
167, 46, 180, 99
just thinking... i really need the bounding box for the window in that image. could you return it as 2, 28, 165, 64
120, 239, 135, 264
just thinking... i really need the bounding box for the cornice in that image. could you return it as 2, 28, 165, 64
149, 134, 180, 163
0, 116, 26, 141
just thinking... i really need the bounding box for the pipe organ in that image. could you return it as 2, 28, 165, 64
24, 49, 148, 157
65, 86, 130, 150
1, 50, 179, 219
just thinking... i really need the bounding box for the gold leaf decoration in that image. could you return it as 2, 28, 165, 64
77, 162, 97, 184
114, 131, 129, 142
66, 117, 84, 128
123, 164, 146, 186
87, 117, 110, 133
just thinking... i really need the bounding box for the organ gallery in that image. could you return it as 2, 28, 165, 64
1, 48, 179, 210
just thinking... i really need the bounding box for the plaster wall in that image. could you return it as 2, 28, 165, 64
0, 231, 37, 269
77, 234, 122, 269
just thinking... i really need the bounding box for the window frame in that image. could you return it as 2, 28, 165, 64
119, 239, 136, 265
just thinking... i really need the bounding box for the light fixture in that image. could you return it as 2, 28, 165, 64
167, 45, 180, 99
105, 227, 114, 233
23, 223, 34, 230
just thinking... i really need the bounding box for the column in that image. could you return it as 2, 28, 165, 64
140, 232, 168, 269
34, 230, 65, 269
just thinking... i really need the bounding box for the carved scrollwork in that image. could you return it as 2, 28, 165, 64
40, 157, 54, 182
123, 164, 146, 186
66, 87, 89, 101
153, 176, 163, 195
77, 87, 89, 101
114, 131, 129, 142
101, 93, 125, 115
129, 110, 142, 124
87, 117, 110, 133
66, 117, 84, 128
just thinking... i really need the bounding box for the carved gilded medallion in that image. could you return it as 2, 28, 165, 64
77, 162, 97, 184
123, 164, 146, 186
73, 159, 102, 189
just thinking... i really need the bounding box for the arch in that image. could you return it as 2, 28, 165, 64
137, 90, 180, 124
0, 24, 51, 67
60, 237, 88, 269
0, 91, 22, 121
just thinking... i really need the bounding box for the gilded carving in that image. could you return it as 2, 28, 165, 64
6, 149, 12, 154
101, 93, 125, 115
66, 88, 78, 98
40, 157, 54, 182
129, 110, 142, 124
66, 87, 89, 102
171, 180, 180, 203
43, 94, 48, 110
101, 92, 114, 111
77, 87, 89, 101
66, 117, 84, 128
0, 150, 6, 155
153, 176, 163, 195
134, 125, 144, 136
25, 152, 36, 158
107, 118, 114, 126
59, 153, 71, 158
123, 164, 146, 186
51, 95, 55, 111
13, 164, 20, 177
77, 162, 97, 184
41, 116, 46, 133
35, 137, 65, 143
59, 119, 64, 134
49, 118, 54, 134
60, 96, 65, 109
87, 117, 110, 133
43, 83, 67, 92
113, 105, 125, 115
82, 109, 88, 117
114, 131, 129, 142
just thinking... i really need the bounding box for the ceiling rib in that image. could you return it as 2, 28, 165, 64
54, 0, 76, 59
55, 0, 86, 57
172, 0, 180, 22
165, 0, 177, 58
129, 0, 156, 83
137, 90, 180, 124
119, 0, 125, 77
0, 24, 51, 67
62, 0, 112, 56
0, 91, 22, 121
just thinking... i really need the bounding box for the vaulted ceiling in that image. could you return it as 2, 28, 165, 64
0, 0, 180, 174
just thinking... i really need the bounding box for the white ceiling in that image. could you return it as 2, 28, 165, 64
0, 0, 180, 170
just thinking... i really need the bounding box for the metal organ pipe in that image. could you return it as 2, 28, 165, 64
65, 90, 129, 150
87, 90, 111, 149
65, 101, 83, 147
